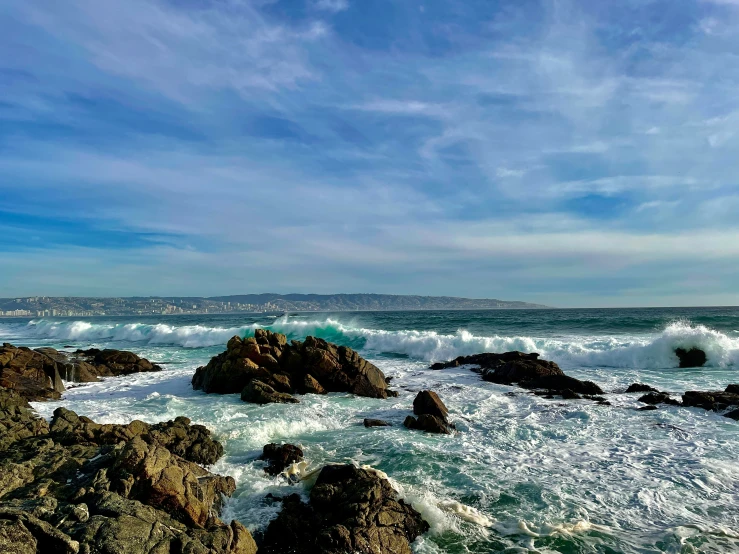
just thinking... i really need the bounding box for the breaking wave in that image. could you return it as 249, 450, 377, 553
15, 317, 739, 368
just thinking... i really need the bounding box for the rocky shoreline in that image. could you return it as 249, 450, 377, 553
2, 335, 736, 553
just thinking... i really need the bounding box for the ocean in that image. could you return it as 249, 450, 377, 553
1, 307, 738, 553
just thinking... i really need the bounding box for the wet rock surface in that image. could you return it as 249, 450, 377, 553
675, 347, 707, 368
261, 464, 429, 554
405, 390, 453, 434
682, 388, 739, 413
194, 330, 396, 403
0, 344, 161, 401
638, 392, 682, 406
260, 443, 304, 476
430, 351, 604, 396
0, 388, 256, 554
626, 383, 659, 393
364, 418, 391, 427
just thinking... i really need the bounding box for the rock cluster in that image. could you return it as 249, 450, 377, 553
0, 388, 256, 554
0, 344, 161, 401
260, 464, 428, 554
430, 351, 604, 396
193, 330, 396, 403
636, 384, 739, 420
404, 390, 453, 434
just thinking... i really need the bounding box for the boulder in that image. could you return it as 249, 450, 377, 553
260, 443, 304, 475
638, 392, 681, 406
404, 414, 451, 434
261, 464, 429, 554
194, 331, 397, 401
638, 405, 659, 411
725, 384, 739, 394
364, 419, 391, 428
413, 390, 449, 420
519, 374, 604, 395
626, 383, 658, 393
675, 347, 707, 368
241, 380, 299, 405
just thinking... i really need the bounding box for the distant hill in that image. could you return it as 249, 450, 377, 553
0, 293, 549, 317
206, 293, 549, 311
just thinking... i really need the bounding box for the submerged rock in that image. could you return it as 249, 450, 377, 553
682, 389, 739, 412
261, 443, 304, 475
675, 347, 707, 368
261, 464, 429, 554
626, 383, 659, 393
519, 374, 604, 395
194, 331, 397, 403
0, 388, 256, 554
364, 418, 391, 427
0, 344, 161, 401
638, 392, 681, 406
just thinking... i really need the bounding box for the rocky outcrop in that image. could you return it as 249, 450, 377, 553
404, 390, 453, 434
49, 408, 223, 465
241, 380, 300, 404
675, 347, 707, 368
260, 443, 304, 476
0, 344, 161, 401
193, 330, 396, 403
430, 351, 604, 396
626, 383, 658, 393
682, 388, 739, 412
0, 392, 256, 554
261, 464, 428, 554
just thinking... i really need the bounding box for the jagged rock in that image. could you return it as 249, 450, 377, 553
682, 390, 739, 412
261, 464, 428, 554
413, 390, 449, 420
241, 380, 299, 404
49, 408, 223, 465
194, 331, 396, 401
404, 414, 451, 434
626, 383, 659, 393
0, 394, 256, 554
364, 419, 391, 427
675, 347, 707, 368
638, 392, 681, 406
260, 443, 304, 475
0, 344, 161, 400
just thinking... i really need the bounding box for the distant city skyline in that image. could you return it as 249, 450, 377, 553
1, 1, 739, 308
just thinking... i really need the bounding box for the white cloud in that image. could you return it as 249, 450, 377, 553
314, 0, 349, 12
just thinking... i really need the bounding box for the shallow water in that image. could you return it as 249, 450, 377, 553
2, 308, 738, 553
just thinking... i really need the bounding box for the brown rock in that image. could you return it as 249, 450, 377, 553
260, 443, 304, 475
241, 380, 299, 405
413, 390, 449, 421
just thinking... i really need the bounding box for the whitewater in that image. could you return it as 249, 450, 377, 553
2, 307, 739, 553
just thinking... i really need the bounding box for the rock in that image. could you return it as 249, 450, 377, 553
194, 331, 397, 401
413, 390, 449, 420
638, 405, 659, 411
626, 383, 658, 393
0, 344, 161, 400
519, 374, 604, 395
261, 464, 429, 554
49, 408, 223, 465
241, 380, 299, 404
260, 443, 304, 475
302, 374, 327, 395
675, 347, 707, 368
682, 390, 739, 412
725, 384, 739, 394
0, 393, 255, 554
638, 392, 681, 406
364, 419, 391, 427
404, 414, 451, 434
725, 408, 739, 420
560, 389, 581, 399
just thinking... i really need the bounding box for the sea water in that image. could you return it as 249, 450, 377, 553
1, 307, 738, 553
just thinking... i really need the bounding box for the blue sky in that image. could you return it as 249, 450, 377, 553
1, 0, 738, 307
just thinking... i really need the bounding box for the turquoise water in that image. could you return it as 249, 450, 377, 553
2, 308, 738, 553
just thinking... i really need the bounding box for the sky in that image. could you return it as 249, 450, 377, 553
1, 0, 738, 308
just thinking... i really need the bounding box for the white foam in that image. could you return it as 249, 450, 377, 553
437, 500, 494, 527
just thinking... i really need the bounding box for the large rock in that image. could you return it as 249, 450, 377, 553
626, 383, 658, 393
675, 347, 707, 368
519, 374, 604, 395
49, 408, 223, 465
0, 391, 256, 554
682, 390, 739, 412
260, 443, 304, 475
0, 344, 161, 401
405, 390, 453, 434
638, 392, 681, 406
241, 380, 299, 404
261, 464, 429, 554
193, 331, 396, 402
